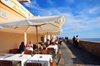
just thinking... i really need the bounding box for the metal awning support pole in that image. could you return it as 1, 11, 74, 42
36, 25, 39, 54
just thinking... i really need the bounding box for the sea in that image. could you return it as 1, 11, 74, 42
80, 38, 100, 42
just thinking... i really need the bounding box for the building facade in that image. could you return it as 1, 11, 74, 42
0, 0, 42, 53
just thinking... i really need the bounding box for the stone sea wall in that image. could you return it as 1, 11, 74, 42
68, 39, 100, 56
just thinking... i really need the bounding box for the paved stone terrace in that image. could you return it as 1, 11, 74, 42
53, 46, 65, 66
61, 41, 100, 66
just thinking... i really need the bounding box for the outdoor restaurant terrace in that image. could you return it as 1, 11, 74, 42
0, 15, 65, 66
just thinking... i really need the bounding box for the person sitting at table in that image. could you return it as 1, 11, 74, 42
19, 42, 25, 52
58, 39, 62, 45
33, 44, 37, 50
55, 40, 58, 44
28, 41, 33, 47
46, 39, 50, 46
50, 40, 55, 46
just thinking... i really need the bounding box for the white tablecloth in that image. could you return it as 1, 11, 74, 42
0, 53, 14, 60
27, 54, 52, 66
21, 47, 33, 54
25, 47, 33, 51
46, 45, 58, 54
3, 54, 31, 66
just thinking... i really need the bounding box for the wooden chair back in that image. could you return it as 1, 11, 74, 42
26, 63, 42, 66
24, 50, 32, 55
47, 48, 55, 54
50, 62, 56, 66
14, 49, 21, 54
47, 48, 54, 51
42, 50, 49, 54
0, 60, 12, 66
9, 49, 17, 54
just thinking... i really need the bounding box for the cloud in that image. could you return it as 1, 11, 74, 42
47, 0, 55, 6
89, 7, 100, 14
97, 16, 100, 19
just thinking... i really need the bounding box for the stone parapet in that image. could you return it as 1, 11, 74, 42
68, 39, 73, 44
68, 39, 100, 56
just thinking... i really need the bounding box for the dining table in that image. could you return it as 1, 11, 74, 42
2, 54, 31, 66
27, 54, 53, 66
0, 53, 14, 60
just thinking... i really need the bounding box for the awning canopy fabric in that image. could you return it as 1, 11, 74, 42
0, 15, 65, 34
40, 29, 63, 35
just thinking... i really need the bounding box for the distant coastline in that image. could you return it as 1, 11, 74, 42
80, 38, 100, 42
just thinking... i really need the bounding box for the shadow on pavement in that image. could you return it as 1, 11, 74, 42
64, 41, 100, 66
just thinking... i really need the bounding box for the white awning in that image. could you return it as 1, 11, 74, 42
0, 15, 65, 34
40, 29, 63, 35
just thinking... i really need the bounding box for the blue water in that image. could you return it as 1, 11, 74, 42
80, 38, 100, 42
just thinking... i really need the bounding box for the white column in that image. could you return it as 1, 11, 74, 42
24, 32, 27, 45
44, 35, 46, 42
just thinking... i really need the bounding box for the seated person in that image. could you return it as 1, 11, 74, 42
50, 39, 55, 45
58, 39, 62, 45
33, 44, 37, 50
39, 42, 42, 47
28, 41, 33, 47
55, 40, 58, 44
19, 42, 25, 52
46, 39, 50, 46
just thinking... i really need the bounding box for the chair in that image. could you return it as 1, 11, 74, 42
56, 54, 61, 66
47, 48, 56, 59
50, 54, 61, 66
0, 60, 20, 66
50, 62, 56, 66
24, 50, 32, 55
0, 60, 13, 66
14, 49, 21, 54
42, 50, 49, 54
47, 48, 55, 54
26, 63, 42, 66
9, 49, 17, 54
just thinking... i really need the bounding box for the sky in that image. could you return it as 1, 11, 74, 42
22, 0, 100, 39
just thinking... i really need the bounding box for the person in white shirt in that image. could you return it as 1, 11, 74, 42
75, 35, 80, 48
27, 41, 33, 48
